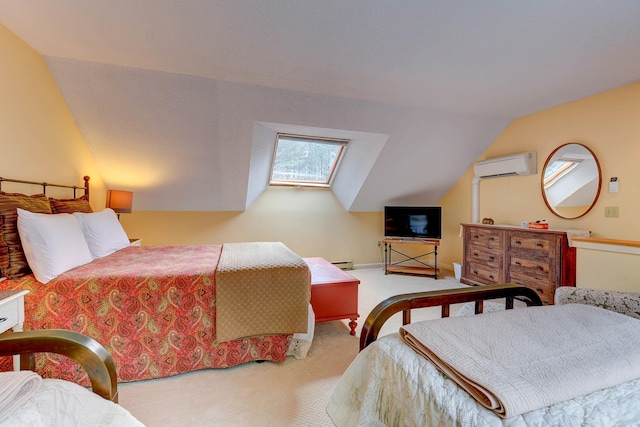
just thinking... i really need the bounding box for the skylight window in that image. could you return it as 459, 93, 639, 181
544, 160, 579, 187
270, 134, 348, 187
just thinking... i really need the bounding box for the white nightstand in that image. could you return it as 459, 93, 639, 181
129, 238, 142, 246
0, 289, 29, 371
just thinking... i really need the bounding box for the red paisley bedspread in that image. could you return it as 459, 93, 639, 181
0, 245, 292, 385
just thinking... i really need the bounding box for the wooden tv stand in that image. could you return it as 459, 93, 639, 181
382, 238, 439, 278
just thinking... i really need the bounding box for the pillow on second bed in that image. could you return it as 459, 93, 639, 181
16, 209, 93, 284
73, 209, 130, 258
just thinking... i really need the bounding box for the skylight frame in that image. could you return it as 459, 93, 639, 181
543, 160, 580, 187
270, 133, 349, 187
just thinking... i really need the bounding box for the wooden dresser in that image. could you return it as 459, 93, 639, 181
461, 223, 579, 304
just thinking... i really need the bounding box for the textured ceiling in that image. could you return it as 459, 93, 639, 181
1, 1, 639, 211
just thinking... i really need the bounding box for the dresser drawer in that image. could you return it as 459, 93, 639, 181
466, 228, 503, 250
0, 300, 19, 334
509, 271, 554, 304
466, 246, 502, 269
509, 256, 551, 276
509, 233, 556, 256
467, 262, 503, 284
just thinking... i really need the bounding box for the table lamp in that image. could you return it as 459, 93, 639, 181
106, 190, 133, 219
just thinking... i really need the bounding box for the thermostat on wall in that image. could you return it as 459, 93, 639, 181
609, 177, 619, 193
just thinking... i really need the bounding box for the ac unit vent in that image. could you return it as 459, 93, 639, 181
332, 260, 354, 270
474, 152, 537, 179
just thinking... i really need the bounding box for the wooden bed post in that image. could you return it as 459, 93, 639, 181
83, 175, 90, 200
0, 329, 118, 402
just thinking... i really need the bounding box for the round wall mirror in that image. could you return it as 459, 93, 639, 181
541, 143, 601, 219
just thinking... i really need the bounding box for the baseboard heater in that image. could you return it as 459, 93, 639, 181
332, 260, 354, 270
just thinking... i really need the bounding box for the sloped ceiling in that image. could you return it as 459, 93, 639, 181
1, 1, 639, 211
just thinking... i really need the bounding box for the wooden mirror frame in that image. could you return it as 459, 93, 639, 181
541, 143, 601, 219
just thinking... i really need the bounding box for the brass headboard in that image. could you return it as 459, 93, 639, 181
0, 176, 90, 199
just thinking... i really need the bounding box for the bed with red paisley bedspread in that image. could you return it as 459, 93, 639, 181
0, 244, 307, 385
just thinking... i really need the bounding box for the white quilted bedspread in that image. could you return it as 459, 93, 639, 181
0, 379, 143, 427
327, 334, 640, 427
401, 304, 640, 418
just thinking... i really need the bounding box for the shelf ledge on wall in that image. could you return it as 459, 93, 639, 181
572, 237, 640, 255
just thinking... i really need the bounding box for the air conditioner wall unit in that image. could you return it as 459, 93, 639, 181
474, 152, 537, 179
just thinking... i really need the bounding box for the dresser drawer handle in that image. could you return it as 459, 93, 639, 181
489, 275, 494, 280
473, 252, 479, 257
536, 265, 543, 270
536, 287, 543, 292
488, 256, 494, 261
515, 240, 521, 244
473, 235, 479, 239
489, 237, 495, 241
515, 261, 521, 265
536, 242, 543, 247
473, 270, 478, 275
0, 317, 7, 324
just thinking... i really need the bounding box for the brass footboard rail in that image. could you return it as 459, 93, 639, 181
0, 329, 118, 402
360, 283, 543, 350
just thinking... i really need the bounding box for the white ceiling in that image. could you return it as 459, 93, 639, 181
1, 1, 639, 211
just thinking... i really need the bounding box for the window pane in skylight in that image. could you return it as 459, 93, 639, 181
544, 160, 572, 179
271, 135, 347, 186
544, 160, 578, 187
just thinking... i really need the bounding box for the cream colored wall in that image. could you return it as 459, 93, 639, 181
575, 247, 640, 292
571, 237, 640, 292
120, 80, 640, 277
5, 20, 639, 279
439, 82, 640, 291
0, 23, 384, 266
0, 24, 105, 204
122, 186, 385, 265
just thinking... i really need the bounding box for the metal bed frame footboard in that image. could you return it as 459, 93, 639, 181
360, 283, 543, 350
0, 175, 90, 198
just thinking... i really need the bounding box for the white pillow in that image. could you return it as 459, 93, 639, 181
17, 208, 94, 284
73, 208, 130, 258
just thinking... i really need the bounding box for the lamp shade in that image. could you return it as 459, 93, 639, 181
106, 190, 133, 214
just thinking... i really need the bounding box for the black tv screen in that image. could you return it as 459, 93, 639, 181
384, 206, 442, 239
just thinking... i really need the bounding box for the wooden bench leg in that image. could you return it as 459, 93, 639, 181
349, 319, 358, 335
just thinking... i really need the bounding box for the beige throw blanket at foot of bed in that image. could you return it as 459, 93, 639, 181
216, 242, 310, 343
0, 371, 42, 420
400, 304, 640, 418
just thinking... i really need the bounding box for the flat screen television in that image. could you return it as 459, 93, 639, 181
384, 206, 442, 239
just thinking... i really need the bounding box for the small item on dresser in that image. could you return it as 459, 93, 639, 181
528, 220, 549, 230
482, 218, 494, 225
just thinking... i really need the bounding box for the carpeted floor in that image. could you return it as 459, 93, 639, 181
118, 267, 465, 426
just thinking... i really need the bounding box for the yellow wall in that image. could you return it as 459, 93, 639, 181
122, 81, 640, 276
574, 245, 640, 292
439, 82, 640, 290
0, 24, 105, 204
0, 23, 384, 266
4, 20, 640, 282
122, 187, 384, 265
